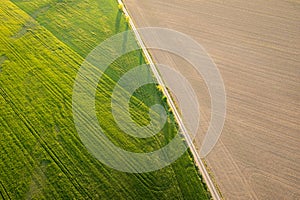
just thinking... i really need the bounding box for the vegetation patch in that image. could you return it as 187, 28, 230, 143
0, 0, 210, 199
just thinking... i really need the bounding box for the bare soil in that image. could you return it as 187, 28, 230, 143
124, 0, 300, 199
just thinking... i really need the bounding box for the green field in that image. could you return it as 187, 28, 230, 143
0, 0, 210, 199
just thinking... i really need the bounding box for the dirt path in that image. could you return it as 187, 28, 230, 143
123, 0, 300, 199
118, 1, 221, 198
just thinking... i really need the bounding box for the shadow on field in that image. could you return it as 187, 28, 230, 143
122, 23, 129, 53
139, 51, 143, 65
115, 10, 122, 33
115, 10, 143, 64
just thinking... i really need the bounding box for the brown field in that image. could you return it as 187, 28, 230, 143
124, 0, 300, 199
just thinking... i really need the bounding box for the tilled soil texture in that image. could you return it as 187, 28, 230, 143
123, 0, 300, 199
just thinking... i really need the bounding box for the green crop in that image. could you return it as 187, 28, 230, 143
0, 0, 210, 199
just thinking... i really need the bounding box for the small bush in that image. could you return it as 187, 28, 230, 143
156, 84, 163, 92
118, 3, 123, 10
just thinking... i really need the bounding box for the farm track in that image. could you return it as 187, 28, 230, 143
123, 0, 300, 199
117, 1, 221, 198
0, 180, 11, 200
1, 23, 97, 198
0, 88, 92, 199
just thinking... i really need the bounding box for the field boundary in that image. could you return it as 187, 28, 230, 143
117, 0, 222, 199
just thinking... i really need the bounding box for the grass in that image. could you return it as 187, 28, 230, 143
0, 0, 210, 199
